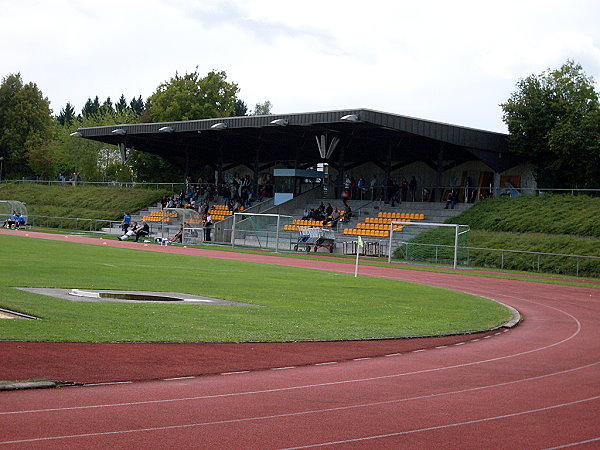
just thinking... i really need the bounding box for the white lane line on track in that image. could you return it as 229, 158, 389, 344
315, 362, 337, 366
221, 371, 250, 376
271, 367, 296, 371
2, 371, 598, 446
384, 353, 402, 357
162, 377, 195, 381
454, 342, 466, 346
280, 395, 600, 449
1, 295, 583, 417
435, 346, 447, 349
83, 381, 133, 387
544, 436, 600, 449
352, 357, 370, 361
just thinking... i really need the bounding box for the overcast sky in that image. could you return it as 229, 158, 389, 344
2, 0, 599, 133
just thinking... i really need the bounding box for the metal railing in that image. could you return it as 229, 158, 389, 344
390, 241, 600, 277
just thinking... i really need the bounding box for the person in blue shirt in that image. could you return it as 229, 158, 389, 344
3, 211, 17, 229
121, 212, 131, 233
15, 213, 26, 229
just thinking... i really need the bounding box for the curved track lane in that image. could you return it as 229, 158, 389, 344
1, 231, 599, 448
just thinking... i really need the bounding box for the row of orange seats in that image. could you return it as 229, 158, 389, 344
365, 217, 411, 224
378, 212, 424, 220
342, 228, 389, 238
292, 219, 330, 227
356, 223, 403, 232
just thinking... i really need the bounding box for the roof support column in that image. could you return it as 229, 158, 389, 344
493, 171, 501, 197
337, 144, 345, 200
384, 144, 392, 202
435, 144, 445, 202
184, 150, 190, 185
253, 147, 260, 196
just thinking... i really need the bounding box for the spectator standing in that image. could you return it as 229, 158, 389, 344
121, 212, 131, 233
409, 176, 417, 201
204, 213, 212, 241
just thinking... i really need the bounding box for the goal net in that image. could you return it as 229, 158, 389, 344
231, 212, 294, 251
387, 221, 470, 269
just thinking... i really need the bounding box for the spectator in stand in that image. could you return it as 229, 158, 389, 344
445, 190, 459, 209
121, 212, 131, 234
409, 176, 417, 201
325, 203, 333, 217
401, 179, 409, 202
370, 175, 378, 200
357, 177, 366, 199
330, 208, 341, 226
391, 180, 401, 207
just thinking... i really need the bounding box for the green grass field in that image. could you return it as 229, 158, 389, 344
0, 234, 512, 342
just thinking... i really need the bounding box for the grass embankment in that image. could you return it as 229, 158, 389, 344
0, 183, 173, 229
0, 235, 511, 342
401, 195, 600, 276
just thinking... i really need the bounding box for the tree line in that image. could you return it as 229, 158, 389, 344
0, 62, 598, 188
0, 69, 272, 183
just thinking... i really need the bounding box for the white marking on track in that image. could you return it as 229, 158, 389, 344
384, 353, 401, 357
271, 366, 296, 370
352, 357, 370, 361
84, 381, 133, 387
435, 346, 447, 349
221, 371, 250, 376
281, 395, 600, 449
315, 362, 336, 366
162, 376, 195, 381
543, 436, 600, 449
412, 349, 426, 353
1, 295, 583, 417
1, 367, 598, 446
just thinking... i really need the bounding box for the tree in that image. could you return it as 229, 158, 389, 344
252, 100, 272, 115
82, 96, 101, 118
57, 102, 76, 126
234, 99, 248, 116
0, 73, 54, 177
129, 95, 145, 116
501, 61, 600, 188
116, 94, 128, 114
146, 69, 239, 122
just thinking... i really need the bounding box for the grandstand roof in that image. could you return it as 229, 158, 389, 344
74, 108, 515, 173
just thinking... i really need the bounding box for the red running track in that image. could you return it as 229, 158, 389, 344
1, 230, 599, 448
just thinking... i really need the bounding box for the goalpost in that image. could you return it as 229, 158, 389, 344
231, 212, 294, 252
387, 221, 470, 269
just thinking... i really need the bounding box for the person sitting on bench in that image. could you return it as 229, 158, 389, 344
134, 221, 150, 242
118, 221, 137, 240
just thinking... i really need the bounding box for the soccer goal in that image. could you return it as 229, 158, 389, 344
231, 212, 294, 252
387, 221, 470, 269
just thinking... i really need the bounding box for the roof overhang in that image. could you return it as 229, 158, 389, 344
73, 108, 515, 173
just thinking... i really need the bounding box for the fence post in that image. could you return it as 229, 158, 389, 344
576, 258, 580, 277
537, 254, 541, 272
501, 251, 504, 270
